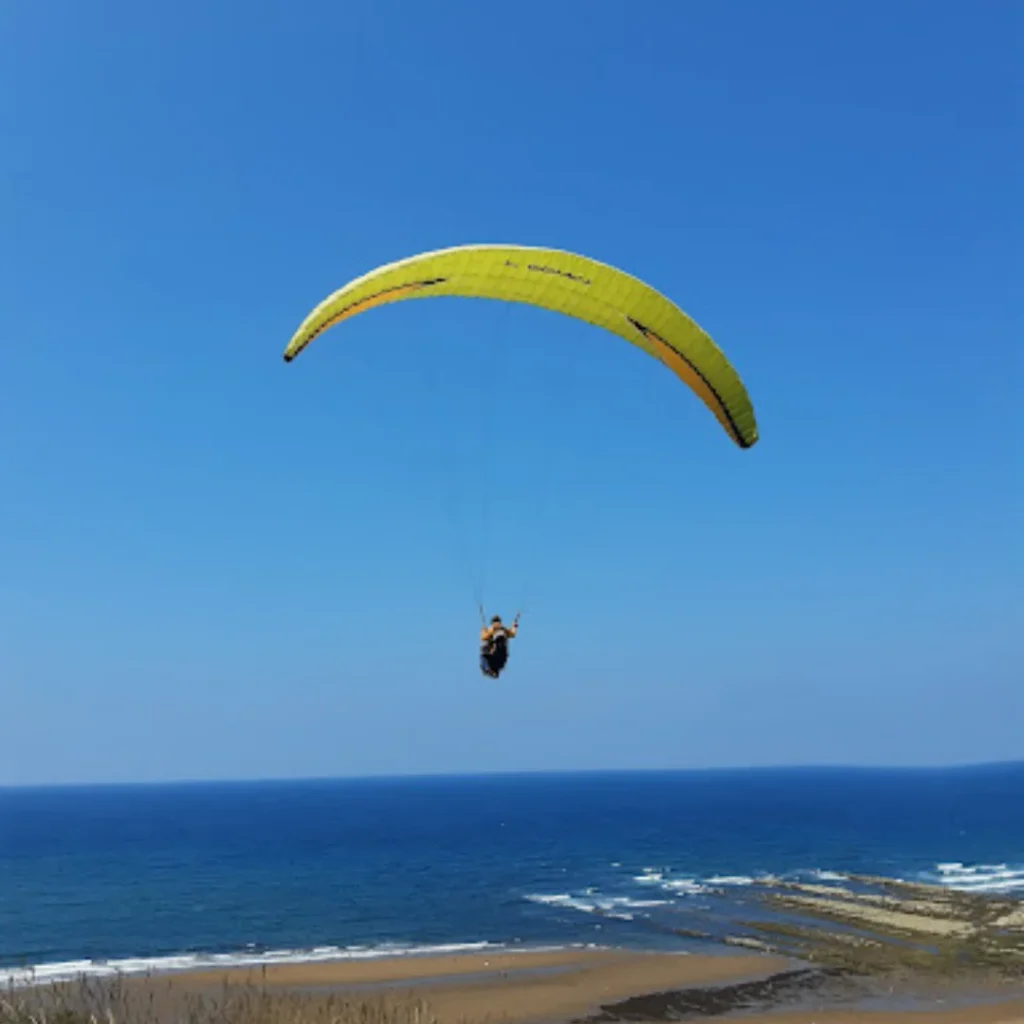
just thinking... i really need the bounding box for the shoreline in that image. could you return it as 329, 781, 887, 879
11, 945, 1024, 1024
6, 870, 1023, 1021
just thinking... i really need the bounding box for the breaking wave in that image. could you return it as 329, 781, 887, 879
0, 940, 593, 990
926, 862, 1024, 894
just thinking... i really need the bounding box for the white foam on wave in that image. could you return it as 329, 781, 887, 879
929, 862, 1024, 894
0, 939, 580, 990
634, 868, 665, 884
811, 870, 849, 882
525, 892, 670, 922
633, 864, 847, 895
705, 875, 756, 886
661, 878, 710, 895
637, 862, 1024, 897
631, 867, 710, 895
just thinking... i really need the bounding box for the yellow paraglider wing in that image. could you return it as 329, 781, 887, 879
283, 244, 758, 448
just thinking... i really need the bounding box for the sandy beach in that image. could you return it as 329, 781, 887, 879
11, 867, 1022, 1023
97, 945, 1023, 1024
156, 947, 785, 1021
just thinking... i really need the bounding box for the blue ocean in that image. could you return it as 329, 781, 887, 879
2, 765, 1022, 986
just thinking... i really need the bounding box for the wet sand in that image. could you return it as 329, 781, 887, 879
163, 947, 787, 1021
735, 1009, 1024, 1023
122, 946, 1024, 1023
573, 963, 1024, 1023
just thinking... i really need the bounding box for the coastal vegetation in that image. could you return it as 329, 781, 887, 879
2, 977, 449, 1024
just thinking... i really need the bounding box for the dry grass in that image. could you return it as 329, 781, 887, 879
0, 974, 469, 1024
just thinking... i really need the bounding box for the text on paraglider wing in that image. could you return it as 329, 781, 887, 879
504, 258, 592, 286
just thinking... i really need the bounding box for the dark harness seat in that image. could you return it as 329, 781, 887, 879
480, 630, 510, 678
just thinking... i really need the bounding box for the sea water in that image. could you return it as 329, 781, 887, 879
2, 764, 1022, 985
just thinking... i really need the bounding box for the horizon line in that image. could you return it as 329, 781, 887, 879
2, 759, 1022, 792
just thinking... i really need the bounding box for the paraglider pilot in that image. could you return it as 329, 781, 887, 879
479, 613, 519, 679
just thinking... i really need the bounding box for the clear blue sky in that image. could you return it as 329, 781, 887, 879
1, 0, 1019, 785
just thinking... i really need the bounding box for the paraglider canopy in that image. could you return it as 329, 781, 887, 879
283, 243, 759, 449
